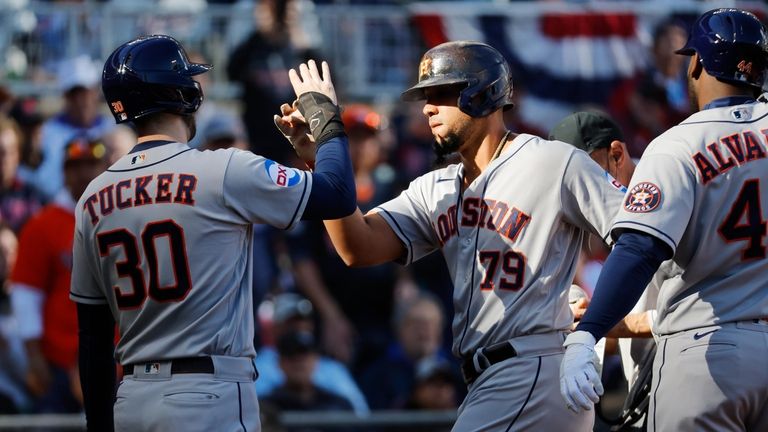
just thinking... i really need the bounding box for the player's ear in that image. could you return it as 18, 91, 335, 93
609, 140, 626, 166
689, 53, 704, 80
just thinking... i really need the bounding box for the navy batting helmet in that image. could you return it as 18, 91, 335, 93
102, 35, 211, 124
401, 41, 514, 118
676, 8, 768, 91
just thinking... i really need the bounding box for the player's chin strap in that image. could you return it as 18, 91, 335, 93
595, 342, 656, 431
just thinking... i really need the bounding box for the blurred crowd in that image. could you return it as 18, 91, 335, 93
0, 0, 696, 429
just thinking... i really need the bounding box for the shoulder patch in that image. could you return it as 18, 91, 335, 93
624, 182, 662, 213
265, 160, 303, 187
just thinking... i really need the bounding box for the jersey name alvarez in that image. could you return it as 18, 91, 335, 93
692, 128, 767, 185
82, 173, 197, 225
434, 198, 531, 246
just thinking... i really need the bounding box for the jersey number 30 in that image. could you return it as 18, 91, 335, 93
97, 220, 192, 309
718, 179, 767, 261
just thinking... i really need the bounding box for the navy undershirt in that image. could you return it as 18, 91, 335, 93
702, 95, 755, 110
302, 134, 356, 220
575, 231, 671, 340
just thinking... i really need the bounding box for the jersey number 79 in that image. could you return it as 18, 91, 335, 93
98, 219, 192, 309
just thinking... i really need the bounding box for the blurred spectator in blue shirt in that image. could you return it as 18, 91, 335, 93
21, 55, 113, 200
255, 293, 369, 415
261, 330, 356, 432
0, 224, 29, 413
0, 116, 42, 233
358, 291, 463, 410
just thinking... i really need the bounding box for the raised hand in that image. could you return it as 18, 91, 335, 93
288, 60, 338, 106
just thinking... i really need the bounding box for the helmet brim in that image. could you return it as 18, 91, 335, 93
187, 63, 212, 76
675, 46, 695, 56
401, 77, 468, 101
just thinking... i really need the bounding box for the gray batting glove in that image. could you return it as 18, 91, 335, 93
273, 103, 316, 166
560, 330, 604, 413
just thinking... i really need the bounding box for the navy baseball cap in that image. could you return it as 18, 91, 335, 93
276, 330, 317, 357
549, 111, 624, 154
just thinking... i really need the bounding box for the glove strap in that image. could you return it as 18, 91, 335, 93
295, 92, 345, 146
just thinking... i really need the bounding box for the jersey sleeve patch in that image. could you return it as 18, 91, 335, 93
624, 182, 662, 213
264, 160, 303, 188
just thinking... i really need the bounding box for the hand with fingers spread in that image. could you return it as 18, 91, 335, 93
560, 330, 604, 413
288, 60, 338, 105
275, 60, 344, 166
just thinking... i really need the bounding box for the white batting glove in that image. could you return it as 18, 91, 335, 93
560, 330, 604, 413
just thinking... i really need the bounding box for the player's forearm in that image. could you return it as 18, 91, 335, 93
323, 210, 404, 267
77, 303, 116, 432
605, 311, 654, 338
576, 231, 670, 340
303, 135, 356, 220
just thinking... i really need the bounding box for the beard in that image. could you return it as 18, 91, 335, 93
432, 132, 461, 165
183, 114, 197, 142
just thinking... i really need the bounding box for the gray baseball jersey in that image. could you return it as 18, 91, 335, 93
70, 141, 312, 365
612, 100, 768, 336
376, 134, 626, 358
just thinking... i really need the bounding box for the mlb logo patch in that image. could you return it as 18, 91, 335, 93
731, 107, 751, 121
144, 363, 161, 374
131, 154, 147, 165
624, 182, 662, 213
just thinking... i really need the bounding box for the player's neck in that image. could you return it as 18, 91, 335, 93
135, 115, 191, 144
137, 134, 180, 144
461, 129, 513, 186
695, 78, 755, 111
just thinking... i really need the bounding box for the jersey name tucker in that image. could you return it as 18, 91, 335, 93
692, 129, 767, 185
83, 173, 198, 225
433, 197, 531, 245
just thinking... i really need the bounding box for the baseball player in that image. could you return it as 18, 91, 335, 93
560, 9, 768, 431
69, 35, 355, 432
276, 41, 626, 431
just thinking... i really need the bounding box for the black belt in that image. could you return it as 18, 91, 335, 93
124, 357, 214, 375
461, 341, 517, 385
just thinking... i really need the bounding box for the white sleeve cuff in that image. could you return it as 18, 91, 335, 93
10, 283, 44, 340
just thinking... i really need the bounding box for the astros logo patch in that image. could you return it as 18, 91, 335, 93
265, 160, 302, 188
624, 182, 661, 213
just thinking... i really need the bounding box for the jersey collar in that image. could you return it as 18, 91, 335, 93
129, 140, 176, 154
702, 96, 756, 110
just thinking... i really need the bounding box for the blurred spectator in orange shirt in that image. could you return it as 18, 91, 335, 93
10, 136, 107, 413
